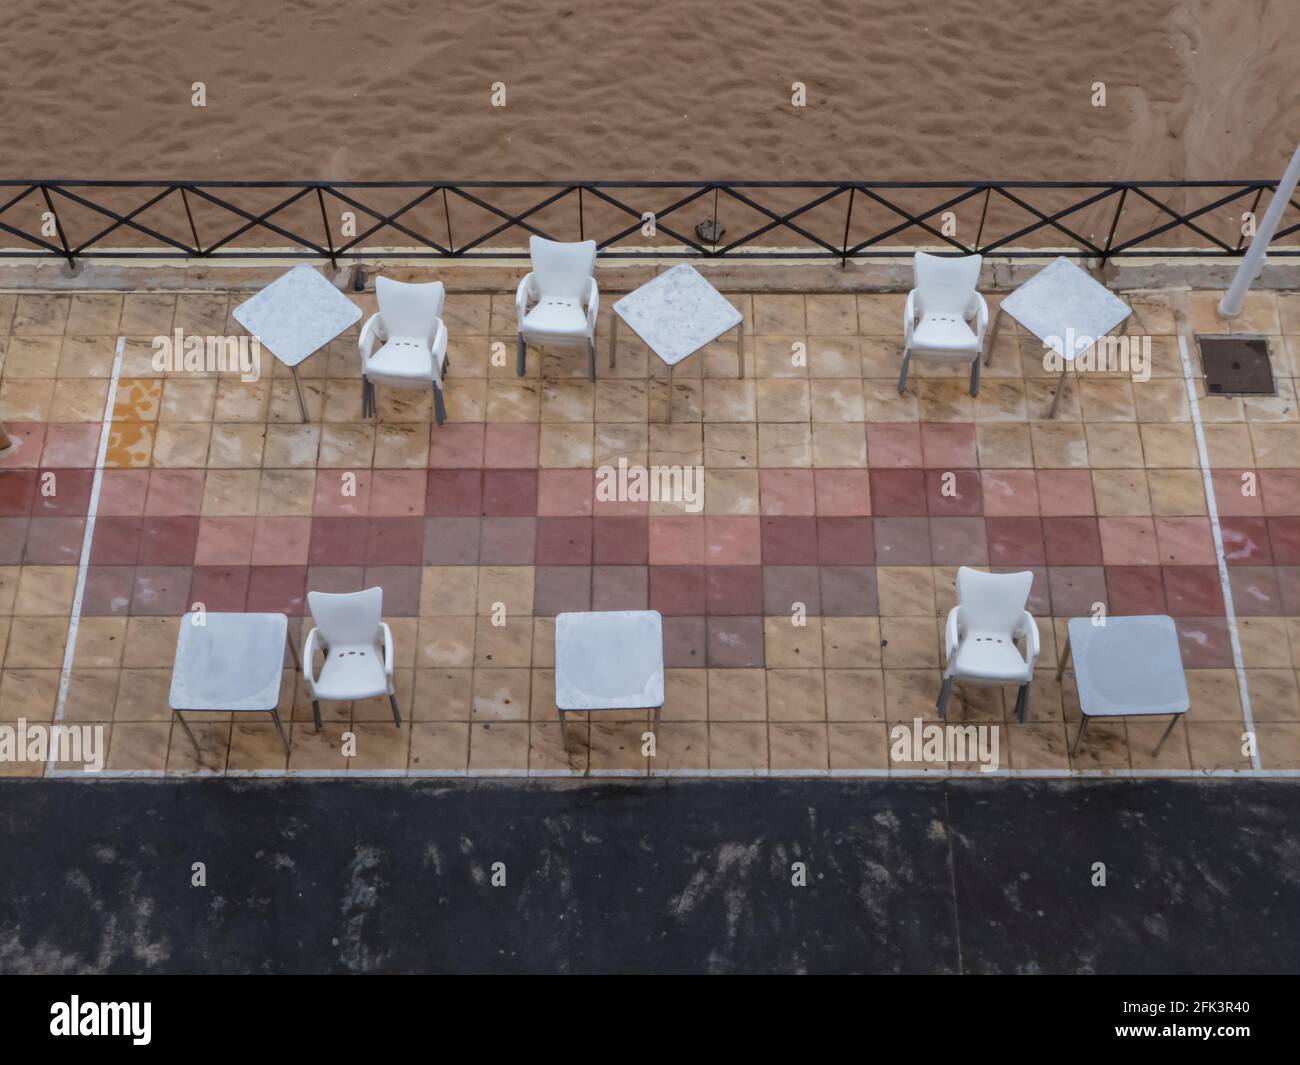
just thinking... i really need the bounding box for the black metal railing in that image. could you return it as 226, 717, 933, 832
1, 180, 1297, 268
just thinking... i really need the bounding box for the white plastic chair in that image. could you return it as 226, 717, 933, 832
302, 587, 400, 732
900, 252, 988, 396
516, 236, 599, 381
358, 277, 450, 425
939, 567, 1039, 722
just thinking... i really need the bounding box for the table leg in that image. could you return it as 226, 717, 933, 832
667, 363, 674, 423
1071, 714, 1090, 756
654, 705, 662, 730
737, 320, 745, 379
290, 365, 309, 422
1152, 713, 1181, 756
285, 626, 302, 671
609, 313, 618, 369
559, 709, 568, 750
174, 709, 199, 752
1055, 632, 1073, 681
1047, 363, 1069, 419
270, 709, 290, 754
983, 306, 1003, 367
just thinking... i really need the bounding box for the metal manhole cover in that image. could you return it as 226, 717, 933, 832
1197, 335, 1275, 395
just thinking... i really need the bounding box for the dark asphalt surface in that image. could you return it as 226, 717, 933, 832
1, 778, 1297, 974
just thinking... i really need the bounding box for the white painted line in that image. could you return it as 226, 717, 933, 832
48, 336, 125, 775
1176, 331, 1261, 770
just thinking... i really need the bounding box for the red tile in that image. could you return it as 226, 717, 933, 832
424, 516, 483, 564
872, 517, 931, 565
982, 470, 1039, 516
313, 469, 370, 516
650, 565, 707, 615
929, 516, 988, 566
1047, 566, 1107, 617
540, 469, 596, 516
592, 565, 648, 611
145, 470, 205, 516
427, 422, 484, 468
706, 617, 765, 667
593, 515, 648, 563
97, 470, 149, 516
482, 469, 538, 516
0, 423, 45, 468
363, 566, 422, 617
819, 566, 878, 615
34, 469, 92, 516
925, 469, 982, 516
1043, 517, 1102, 566
813, 470, 871, 516
368, 470, 426, 516
304, 566, 366, 597
189, 566, 250, 612
479, 516, 536, 564
536, 517, 593, 564
40, 423, 100, 467
865, 424, 922, 468
140, 515, 200, 565
0, 518, 27, 564
533, 566, 593, 616
1269, 517, 1300, 565
1035, 469, 1095, 516
245, 566, 308, 616
763, 566, 821, 616
1229, 567, 1282, 616
0, 470, 37, 515
985, 517, 1046, 567
366, 517, 424, 565
1162, 567, 1224, 616
1098, 517, 1158, 566
250, 517, 312, 566
706, 566, 764, 615
1105, 566, 1166, 615
92, 516, 142, 564
649, 515, 705, 564
1211, 469, 1263, 516
1175, 617, 1233, 667
194, 516, 256, 565
703, 516, 761, 565
24, 517, 85, 564
484, 423, 539, 469
817, 516, 874, 564
1154, 517, 1216, 566
1260, 471, 1300, 516
920, 423, 977, 468
759, 469, 816, 515
662, 616, 707, 667
82, 565, 136, 615
425, 469, 482, 516
869, 469, 927, 516
308, 517, 369, 566
761, 516, 819, 564
132, 566, 194, 615
1219, 517, 1272, 565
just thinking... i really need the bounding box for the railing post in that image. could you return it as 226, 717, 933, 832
442, 186, 455, 254
1220, 143, 1300, 318
1100, 186, 1128, 267
315, 186, 338, 269
180, 186, 204, 255
840, 186, 855, 267
39, 184, 75, 270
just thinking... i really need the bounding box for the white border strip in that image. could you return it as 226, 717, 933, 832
1176, 331, 1261, 770
47, 335, 125, 773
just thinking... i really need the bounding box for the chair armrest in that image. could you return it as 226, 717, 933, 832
1018, 611, 1040, 667
358, 313, 385, 365
970, 292, 989, 344
943, 606, 961, 667
516, 273, 536, 326
302, 627, 322, 691
380, 623, 395, 678
431, 319, 448, 381
903, 288, 917, 346
584, 277, 599, 336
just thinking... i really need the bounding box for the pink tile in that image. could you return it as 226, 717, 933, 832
144, 470, 205, 516
543, 469, 598, 516
0, 423, 45, 468
1260, 471, 1300, 516
139, 515, 199, 565
1219, 517, 1272, 565
649, 515, 706, 564
1154, 517, 1216, 566
35, 468, 92, 515
368, 470, 426, 516
759, 469, 816, 515
427, 422, 484, 468
704, 516, 762, 565
1043, 517, 1102, 566
98, 469, 150, 515
535, 517, 592, 564
869, 469, 927, 516
425, 470, 482, 516
484, 423, 539, 469
483, 469, 538, 516
1099, 517, 1159, 566
813, 470, 871, 516
194, 516, 256, 565
1036, 469, 1095, 516
251, 516, 312, 565
593, 516, 648, 563
313, 469, 370, 516
920, 423, 977, 468
925, 469, 982, 516
40, 423, 100, 467
865, 424, 922, 468
982, 470, 1039, 516
1211, 469, 1263, 516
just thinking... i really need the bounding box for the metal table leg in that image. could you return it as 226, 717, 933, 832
1047, 363, 1070, 419
983, 305, 1004, 367
609, 313, 618, 369
290, 365, 309, 422
1055, 632, 1073, 681
737, 320, 745, 379
269, 709, 290, 754
559, 709, 568, 749
1152, 713, 1181, 756
667, 363, 674, 423
174, 709, 199, 751
1071, 714, 1090, 756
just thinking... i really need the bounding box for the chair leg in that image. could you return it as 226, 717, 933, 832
388, 693, 402, 728
969, 354, 981, 397
897, 350, 911, 395
936, 675, 954, 721
432, 382, 446, 426
1015, 683, 1029, 723
516, 335, 526, 377
312, 699, 322, 733
360, 377, 370, 419
586, 337, 596, 383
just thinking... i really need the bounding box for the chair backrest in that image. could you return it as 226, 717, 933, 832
376, 277, 444, 338
914, 252, 982, 315
956, 566, 1032, 634
308, 586, 383, 646
530, 236, 596, 300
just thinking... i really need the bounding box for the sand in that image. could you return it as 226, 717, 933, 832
5, 0, 1297, 184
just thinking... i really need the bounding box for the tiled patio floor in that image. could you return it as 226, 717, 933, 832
0, 282, 1297, 776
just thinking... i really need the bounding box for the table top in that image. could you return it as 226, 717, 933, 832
1000, 256, 1131, 361
612, 264, 742, 367
554, 610, 665, 711
232, 264, 362, 368
1067, 615, 1189, 718
169, 612, 289, 712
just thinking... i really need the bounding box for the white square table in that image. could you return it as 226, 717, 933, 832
611, 264, 744, 421
233, 264, 362, 422
1055, 614, 1189, 756
985, 256, 1131, 418
169, 612, 300, 754
554, 610, 665, 747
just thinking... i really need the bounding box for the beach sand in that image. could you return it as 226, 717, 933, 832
6, 0, 1297, 183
